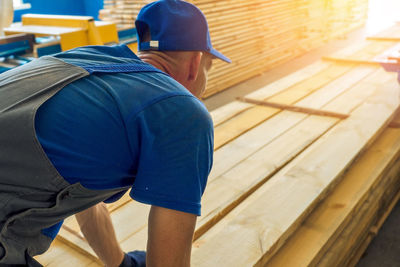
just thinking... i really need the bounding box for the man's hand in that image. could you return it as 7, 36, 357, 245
75, 203, 125, 267
147, 206, 197, 267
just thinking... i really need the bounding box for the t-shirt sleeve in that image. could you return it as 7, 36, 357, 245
128, 95, 214, 216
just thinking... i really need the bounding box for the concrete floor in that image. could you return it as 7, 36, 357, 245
203, 23, 400, 266
357, 200, 400, 267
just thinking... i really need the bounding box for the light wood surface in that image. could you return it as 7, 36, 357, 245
192, 69, 399, 267
265, 127, 400, 267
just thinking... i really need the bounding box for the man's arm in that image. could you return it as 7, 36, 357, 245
147, 205, 197, 267
75, 203, 125, 267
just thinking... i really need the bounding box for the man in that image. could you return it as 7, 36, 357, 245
0, 0, 231, 266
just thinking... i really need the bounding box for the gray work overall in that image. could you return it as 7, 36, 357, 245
0, 55, 162, 265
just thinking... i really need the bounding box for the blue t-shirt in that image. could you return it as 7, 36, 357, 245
35, 45, 214, 223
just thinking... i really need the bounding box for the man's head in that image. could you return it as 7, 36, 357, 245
135, 0, 231, 98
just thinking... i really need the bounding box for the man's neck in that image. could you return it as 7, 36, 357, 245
137, 52, 173, 76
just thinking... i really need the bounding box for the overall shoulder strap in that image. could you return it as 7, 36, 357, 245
51, 44, 168, 75
81, 62, 168, 75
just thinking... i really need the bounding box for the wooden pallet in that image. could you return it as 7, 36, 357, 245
35, 24, 400, 266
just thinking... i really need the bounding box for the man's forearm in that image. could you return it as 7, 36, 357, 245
147, 206, 197, 267
75, 203, 124, 267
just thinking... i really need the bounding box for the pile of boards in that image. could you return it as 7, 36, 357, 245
99, 0, 369, 98
99, 0, 154, 28
35, 24, 400, 266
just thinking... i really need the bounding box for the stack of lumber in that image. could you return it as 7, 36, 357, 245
299, 0, 368, 49
35, 25, 400, 266
99, 0, 154, 28
98, 0, 369, 98
200, 0, 370, 97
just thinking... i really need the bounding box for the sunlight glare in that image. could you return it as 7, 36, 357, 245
367, 0, 400, 35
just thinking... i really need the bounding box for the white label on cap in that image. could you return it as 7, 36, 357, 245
150, 41, 159, 48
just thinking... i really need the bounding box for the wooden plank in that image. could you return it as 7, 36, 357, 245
119, 114, 341, 253
198, 65, 382, 234
210, 66, 376, 182
367, 37, 400, 42
322, 56, 381, 65
34, 238, 101, 266
209, 101, 253, 127
327, 40, 398, 59
191, 69, 399, 267
265, 127, 400, 267
198, 115, 340, 238
57, 200, 150, 260
53, 191, 131, 242
194, 130, 400, 267
213, 63, 355, 150
209, 60, 330, 126
322, 41, 399, 66
237, 97, 349, 119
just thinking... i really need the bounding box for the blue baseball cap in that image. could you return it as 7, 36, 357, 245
135, 0, 231, 63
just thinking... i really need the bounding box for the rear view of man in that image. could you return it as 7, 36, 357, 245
0, 0, 230, 266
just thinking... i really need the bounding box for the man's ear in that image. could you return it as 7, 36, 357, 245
187, 52, 202, 81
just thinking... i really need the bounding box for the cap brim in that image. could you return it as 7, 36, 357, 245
210, 48, 231, 63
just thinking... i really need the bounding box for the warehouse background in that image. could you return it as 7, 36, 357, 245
11, 0, 400, 98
